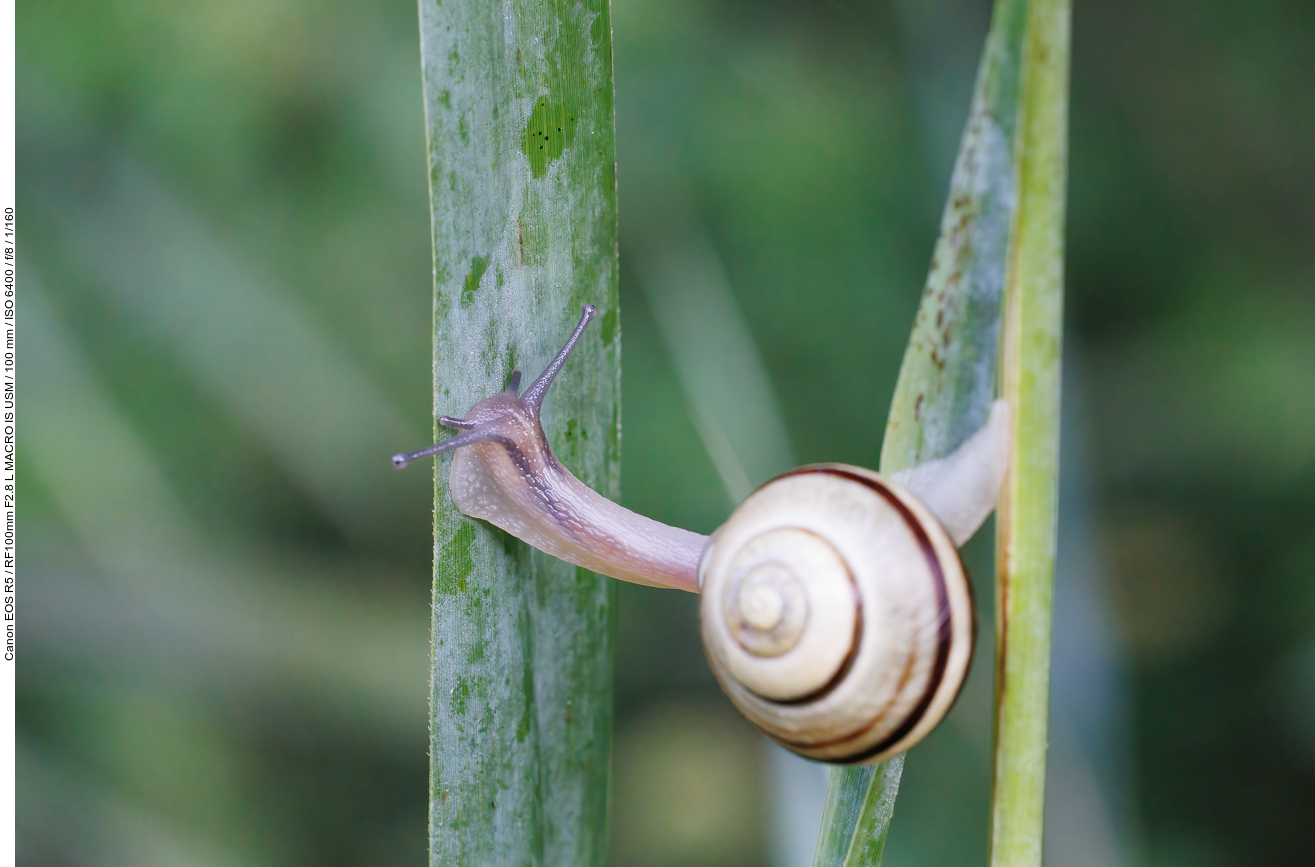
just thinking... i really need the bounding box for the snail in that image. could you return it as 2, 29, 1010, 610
395, 305, 1009, 764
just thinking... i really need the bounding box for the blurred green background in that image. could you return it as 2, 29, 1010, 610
16, 0, 1315, 865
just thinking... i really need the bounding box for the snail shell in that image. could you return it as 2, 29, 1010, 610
698, 465, 973, 764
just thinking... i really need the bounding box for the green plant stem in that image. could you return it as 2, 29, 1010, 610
418, 1, 620, 865
989, 0, 1070, 864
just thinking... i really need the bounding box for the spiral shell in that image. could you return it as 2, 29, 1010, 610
698, 464, 974, 764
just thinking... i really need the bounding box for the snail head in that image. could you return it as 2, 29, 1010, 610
391, 304, 596, 471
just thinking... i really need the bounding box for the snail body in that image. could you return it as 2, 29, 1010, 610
394, 306, 1009, 764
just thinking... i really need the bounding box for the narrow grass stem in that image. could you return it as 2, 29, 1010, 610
989, 1, 1071, 864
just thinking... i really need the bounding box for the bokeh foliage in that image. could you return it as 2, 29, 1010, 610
17, 0, 1315, 865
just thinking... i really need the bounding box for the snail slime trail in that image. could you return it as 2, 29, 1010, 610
395, 307, 1010, 763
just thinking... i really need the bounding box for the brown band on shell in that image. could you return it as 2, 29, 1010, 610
767, 466, 957, 761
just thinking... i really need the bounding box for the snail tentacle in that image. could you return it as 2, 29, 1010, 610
391, 428, 505, 468
519, 303, 596, 414
439, 415, 477, 430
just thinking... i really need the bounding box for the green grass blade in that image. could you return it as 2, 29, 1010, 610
812, 2, 1029, 865
808, 757, 905, 867
418, 1, 620, 865
812, 765, 875, 867
841, 757, 905, 867
881, 0, 1028, 474
989, 1, 1070, 865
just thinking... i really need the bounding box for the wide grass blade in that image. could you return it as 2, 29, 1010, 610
418, 1, 621, 865
813, 1, 1030, 864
